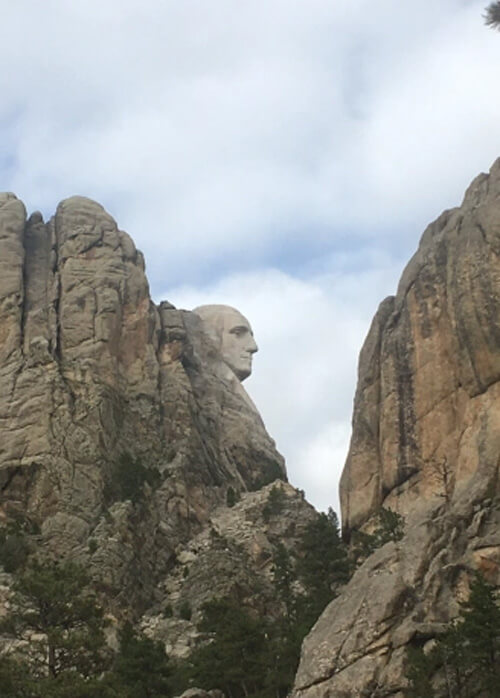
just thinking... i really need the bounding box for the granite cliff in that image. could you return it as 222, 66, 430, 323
293, 159, 500, 697
0, 192, 317, 645
3, 158, 500, 697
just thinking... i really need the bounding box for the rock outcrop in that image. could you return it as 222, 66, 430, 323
293, 159, 500, 696
340, 159, 500, 536
0, 193, 292, 615
141, 480, 316, 659
294, 495, 500, 697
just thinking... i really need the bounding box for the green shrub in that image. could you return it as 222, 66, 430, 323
111, 622, 172, 697
226, 486, 240, 508
105, 453, 161, 504
209, 527, 229, 549
179, 601, 192, 621
0, 530, 30, 573
251, 461, 284, 490
263, 485, 286, 522
351, 507, 405, 566
405, 573, 500, 697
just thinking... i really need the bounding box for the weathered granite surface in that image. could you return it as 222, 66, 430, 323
0, 194, 289, 613
141, 480, 316, 659
294, 495, 500, 697
341, 157, 500, 536
293, 159, 500, 697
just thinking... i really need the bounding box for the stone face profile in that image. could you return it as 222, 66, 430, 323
192, 305, 258, 381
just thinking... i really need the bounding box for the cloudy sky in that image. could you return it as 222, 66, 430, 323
2, 1, 500, 513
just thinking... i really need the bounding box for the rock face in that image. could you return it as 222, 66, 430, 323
341, 157, 500, 536
0, 193, 290, 613
141, 480, 316, 660
293, 159, 500, 697
294, 496, 500, 698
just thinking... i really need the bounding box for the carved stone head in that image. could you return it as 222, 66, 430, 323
193, 304, 258, 381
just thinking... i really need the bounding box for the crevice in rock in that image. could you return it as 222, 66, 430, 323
476, 221, 488, 245
297, 637, 393, 693
19, 220, 30, 362
52, 216, 62, 363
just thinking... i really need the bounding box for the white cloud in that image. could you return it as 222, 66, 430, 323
2, 2, 498, 279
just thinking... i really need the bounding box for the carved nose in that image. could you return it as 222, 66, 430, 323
249, 337, 258, 354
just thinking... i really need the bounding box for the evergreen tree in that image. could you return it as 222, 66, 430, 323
485, 2, 500, 29
405, 573, 500, 697
111, 622, 172, 698
1, 561, 110, 680
351, 507, 405, 566
272, 543, 295, 623
170, 507, 352, 698
267, 544, 304, 697
105, 453, 160, 505
0, 561, 113, 697
296, 508, 350, 617
405, 645, 437, 698
181, 598, 267, 698
268, 510, 351, 697
457, 573, 500, 695
226, 486, 239, 508
0, 656, 34, 698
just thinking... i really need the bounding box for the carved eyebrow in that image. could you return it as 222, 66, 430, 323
229, 325, 249, 334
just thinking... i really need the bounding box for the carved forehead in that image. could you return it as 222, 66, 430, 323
193, 304, 250, 332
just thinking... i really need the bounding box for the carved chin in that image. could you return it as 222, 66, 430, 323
235, 366, 251, 382
226, 361, 252, 382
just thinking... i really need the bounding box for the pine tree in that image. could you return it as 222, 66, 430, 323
485, 2, 500, 29
111, 622, 172, 698
405, 645, 437, 698
272, 543, 295, 622
405, 573, 500, 697
268, 544, 304, 697
351, 507, 405, 566
296, 508, 350, 616
458, 573, 500, 695
170, 508, 352, 698
0, 561, 111, 694
181, 598, 267, 698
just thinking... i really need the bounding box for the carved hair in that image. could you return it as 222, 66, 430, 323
192, 304, 241, 349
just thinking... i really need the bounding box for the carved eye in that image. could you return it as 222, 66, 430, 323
230, 326, 247, 337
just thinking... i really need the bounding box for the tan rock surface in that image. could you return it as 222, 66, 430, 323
294, 158, 500, 697
294, 495, 500, 697
0, 194, 287, 612
141, 481, 316, 659
341, 158, 500, 536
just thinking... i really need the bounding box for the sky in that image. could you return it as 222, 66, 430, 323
1, 1, 500, 514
